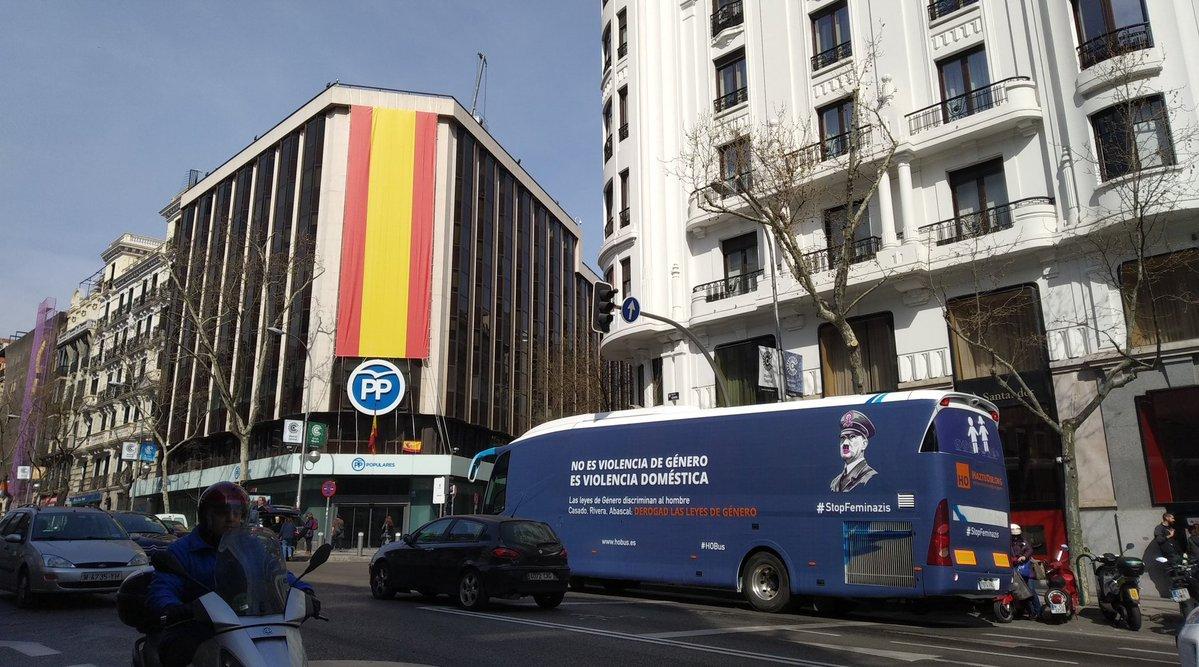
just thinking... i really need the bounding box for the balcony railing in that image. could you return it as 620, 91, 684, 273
604, 215, 614, 238
906, 77, 1027, 135
618, 123, 629, 140
617, 42, 627, 59
919, 196, 1053, 246
811, 40, 851, 71
793, 125, 873, 166
693, 268, 765, 302
927, 0, 978, 21
1078, 22, 1153, 70
619, 208, 630, 227
711, 0, 744, 37
713, 86, 748, 113
802, 236, 882, 273
603, 135, 613, 161
709, 171, 754, 197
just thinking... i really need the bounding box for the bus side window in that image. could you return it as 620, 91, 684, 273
482, 451, 510, 515
919, 423, 939, 453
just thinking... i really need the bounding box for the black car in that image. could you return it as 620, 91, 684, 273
369, 515, 569, 610
110, 511, 178, 552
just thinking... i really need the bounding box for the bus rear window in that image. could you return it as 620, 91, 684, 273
919, 423, 939, 453
933, 408, 1002, 461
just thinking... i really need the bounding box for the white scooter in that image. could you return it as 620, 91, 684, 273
118, 528, 332, 666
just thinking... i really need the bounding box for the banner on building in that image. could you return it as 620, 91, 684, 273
335, 105, 438, 359
758, 347, 803, 397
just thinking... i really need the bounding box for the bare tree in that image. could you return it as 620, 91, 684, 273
928, 49, 1199, 559
674, 34, 900, 395
159, 229, 324, 492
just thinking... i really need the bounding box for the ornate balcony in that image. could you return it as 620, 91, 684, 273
713, 86, 748, 113
802, 236, 882, 273
927, 0, 977, 22
711, 0, 744, 37
693, 268, 764, 303
617, 42, 627, 59
619, 208, 630, 227
1078, 23, 1152, 70
618, 123, 629, 141
907, 77, 1029, 135
603, 136, 613, 162
919, 197, 1054, 246
811, 41, 851, 71
793, 126, 873, 166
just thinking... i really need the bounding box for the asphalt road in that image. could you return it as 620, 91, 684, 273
0, 560, 1184, 666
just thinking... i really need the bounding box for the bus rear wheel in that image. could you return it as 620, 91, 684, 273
743, 552, 791, 613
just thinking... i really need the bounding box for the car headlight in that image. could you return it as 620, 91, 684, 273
42, 554, 75, 568
128, 552, 149, 567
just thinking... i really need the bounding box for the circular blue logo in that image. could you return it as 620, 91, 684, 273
346, 359, 406, 415
351, 457, 366, 472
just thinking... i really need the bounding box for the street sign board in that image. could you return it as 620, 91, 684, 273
307, 422, 328, 447
620, 297, 640, 324
321, 480, 337, 498
433, 477, 446, 504
283, 419, 304, 444
138, 442, 158, 463
121, 441, 139, 461
346, 359, 406, 415
667, 391, 680, 402
17, 466, 31, 480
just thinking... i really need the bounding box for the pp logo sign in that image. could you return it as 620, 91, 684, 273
346, 359, 406, 415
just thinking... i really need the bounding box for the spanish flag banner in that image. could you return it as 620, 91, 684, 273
335, 105, 437, 358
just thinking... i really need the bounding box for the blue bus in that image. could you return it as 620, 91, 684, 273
471, 391, 1012, 612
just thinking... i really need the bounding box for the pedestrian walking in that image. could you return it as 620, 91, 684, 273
302, 512, 319, 552
1188, 524, 1199, 562
280, 515, 297, 561
248, 497, 268, 527
331, 515, 345, 550
380, 514, 395, 546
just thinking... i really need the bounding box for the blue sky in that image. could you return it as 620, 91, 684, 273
0, 1, 602, 337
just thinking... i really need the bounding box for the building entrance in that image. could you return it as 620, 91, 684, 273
338, 503, 408, 549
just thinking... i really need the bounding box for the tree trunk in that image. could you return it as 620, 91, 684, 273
835, 319, 869, 395
1060, 426, 1088, 603
239, 432, 250, 485
159, 448, 171, 513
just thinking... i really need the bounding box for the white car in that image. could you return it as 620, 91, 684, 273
1181, 606, 1199, 665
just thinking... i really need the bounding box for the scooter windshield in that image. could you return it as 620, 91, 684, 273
214, 527, 289, 617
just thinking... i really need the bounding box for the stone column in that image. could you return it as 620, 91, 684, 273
877, 169, 898, 248
897, 157, 917, 243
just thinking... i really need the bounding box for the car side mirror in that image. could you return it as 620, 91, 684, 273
3, 534, 21, 544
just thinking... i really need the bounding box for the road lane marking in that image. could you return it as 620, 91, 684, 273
1121, 647, 1180, 657
643, 625, 808, 639
1008, 624, 1174, 645
422, 607, 846, 666
790, 641, 938, 663
888, 640, 1077, 665
893, 633, 1174, 665
0, 641, 60, 657
884, 629, 1022, 648
981, 633, 1057, 643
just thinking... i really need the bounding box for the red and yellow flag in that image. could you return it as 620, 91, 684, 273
336, 105, 437, 358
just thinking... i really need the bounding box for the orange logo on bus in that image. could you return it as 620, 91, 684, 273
956, 462, 971, 489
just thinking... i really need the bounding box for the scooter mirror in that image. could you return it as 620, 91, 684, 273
300, 543, 333, 579
1156, 556, 1169, 563
1060, 544, 1069, 551
1126, 542, 1136, 552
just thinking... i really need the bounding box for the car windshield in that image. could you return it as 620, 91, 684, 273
215, 527, 290, 617
115, 513, 169, 535
501, 521, 559, 548
32, 513, 126, 541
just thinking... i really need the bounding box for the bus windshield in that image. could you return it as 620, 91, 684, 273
482, 451, 509, 514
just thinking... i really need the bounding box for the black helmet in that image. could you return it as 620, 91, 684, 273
196, 481, 250, 533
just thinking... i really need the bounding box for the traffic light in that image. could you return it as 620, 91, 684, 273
592, 281, 619, 334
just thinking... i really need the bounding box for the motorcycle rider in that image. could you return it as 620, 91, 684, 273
1010, 523, 1041, 617
146, 482, 317, 667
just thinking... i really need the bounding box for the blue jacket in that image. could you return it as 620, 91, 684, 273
147, 530, 313, 614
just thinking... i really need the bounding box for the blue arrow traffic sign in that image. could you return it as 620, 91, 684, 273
621, 297, 640, 323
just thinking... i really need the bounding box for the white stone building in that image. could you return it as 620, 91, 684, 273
597, 0, 1199, 573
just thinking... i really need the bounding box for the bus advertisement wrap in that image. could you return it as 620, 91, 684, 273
481, 391, 1012, 610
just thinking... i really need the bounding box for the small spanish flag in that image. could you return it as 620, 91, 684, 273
367, 416, 379, 455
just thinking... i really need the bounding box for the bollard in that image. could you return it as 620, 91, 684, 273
395, 531, 401, 543
316, 531, 324, 546
357, 531, 364, 556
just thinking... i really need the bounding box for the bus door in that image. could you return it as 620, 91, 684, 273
928, 405, 1011, 583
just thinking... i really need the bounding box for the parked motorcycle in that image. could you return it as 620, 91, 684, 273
117, 528, 332, 666
1079, 543, 1145, 631
1158, 554, 1199, 618
993, 544, 1078, 624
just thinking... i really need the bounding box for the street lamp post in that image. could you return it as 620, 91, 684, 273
267, 327, 313, 510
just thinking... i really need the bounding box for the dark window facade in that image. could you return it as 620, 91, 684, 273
817, 97, 856, 159
714, 49, 748, 112
818, 313, 898, 397
937, 46, 990, 122
948, 158, 1009, 237
1072, 0, 1152, 68
715, 335, 777, 407
718, 137, 751, 192
1091, 95, 1174, 181
811, 2, 851, 70
1138, 386, 1199, 504
620, 257, 632, 299
1121, 249, 1199, 348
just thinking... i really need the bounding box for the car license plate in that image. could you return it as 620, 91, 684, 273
1049, 600, 1068, 614
81, 571, 123, 582
526, 572, 557, 582
977, 578, 1000, 591
1128, 588, 1140, 601
1173, 588, 1191, 602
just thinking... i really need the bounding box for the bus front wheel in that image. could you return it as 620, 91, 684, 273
743, 552, 791, 613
